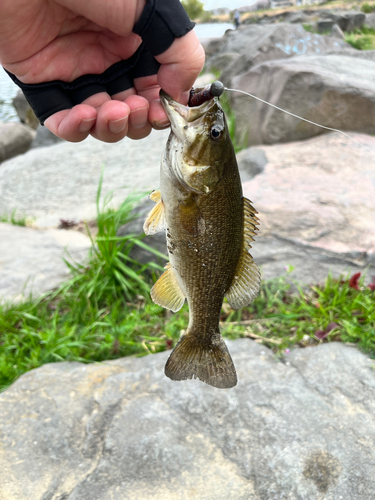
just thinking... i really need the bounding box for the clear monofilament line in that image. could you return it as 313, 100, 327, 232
225, 87, 374, 154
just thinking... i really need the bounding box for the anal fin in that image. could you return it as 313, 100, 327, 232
225, 197, 261, 309
143, 199, 165, 235
165, 332, 237, 389
151, 263, 185, 312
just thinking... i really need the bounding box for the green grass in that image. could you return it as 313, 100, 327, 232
361, 2, 375, 13
345, 26, 375, 50
0, 210, 34, 227
221, 271, 375, 357
0, 179, 374, 392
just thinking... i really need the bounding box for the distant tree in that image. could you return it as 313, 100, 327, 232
181, 0, 204, 20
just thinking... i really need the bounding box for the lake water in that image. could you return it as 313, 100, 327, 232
0, 23, 232, 123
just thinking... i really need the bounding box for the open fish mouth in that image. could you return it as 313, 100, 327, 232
160, 89, 216, 140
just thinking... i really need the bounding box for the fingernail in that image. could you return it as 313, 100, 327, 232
109, 117, 127, 134
130, 107, 148, 130
79, 118, 96, 133
153, 118, 170, 130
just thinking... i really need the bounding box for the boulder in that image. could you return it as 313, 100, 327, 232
31, 124, 64, 149
236, 146, 268, 181
230, 55, 375, 146
0, 130, 168, 228
0, 121, 35, 163
241, 132, 375, 262
366, 12, 375, 29
217, 23, 349, 84
12, 90, 39, 129
316, 20, 336, 33
0, 223, 91, 301
206, 51, 241, 73
336, 11, 366, 32
0, 340, 374, 499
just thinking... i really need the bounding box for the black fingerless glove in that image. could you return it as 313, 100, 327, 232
133, 0, 195, 56
4, 0, 194, 125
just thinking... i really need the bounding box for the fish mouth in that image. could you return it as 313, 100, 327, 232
160, 89, 216, 140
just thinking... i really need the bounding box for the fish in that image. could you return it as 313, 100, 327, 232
143, 87, 261, 389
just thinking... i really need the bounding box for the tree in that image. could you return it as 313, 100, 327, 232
181, 0, 204, 20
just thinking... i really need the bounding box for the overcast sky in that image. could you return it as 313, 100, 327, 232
201, 0, 256, 10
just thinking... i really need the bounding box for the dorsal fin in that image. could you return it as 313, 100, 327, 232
143, 199, 165, 235
151, 263, 186, 312
225, 197, 261, 309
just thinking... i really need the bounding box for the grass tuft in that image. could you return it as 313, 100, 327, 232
0, 210, 34, 227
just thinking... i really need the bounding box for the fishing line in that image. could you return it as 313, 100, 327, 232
208, 82, 374, 154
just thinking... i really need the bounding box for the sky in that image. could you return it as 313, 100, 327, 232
201, 0, 256, 10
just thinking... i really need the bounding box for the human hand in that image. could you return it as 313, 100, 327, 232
0, 0, 205, 142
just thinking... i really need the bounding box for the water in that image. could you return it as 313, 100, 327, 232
194, 22, 234, 40
0, 24, 231, 123
0, 67, 19, 123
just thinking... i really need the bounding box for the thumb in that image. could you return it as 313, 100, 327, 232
155, 30, 205, 104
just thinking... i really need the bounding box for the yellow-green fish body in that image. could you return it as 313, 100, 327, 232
144, 89, 260, 388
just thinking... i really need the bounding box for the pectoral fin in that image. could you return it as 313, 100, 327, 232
225, 198, 261, 309
179, 197, 206, 237
149, 190, 161, 203
143, 199, 165, 235
151, 263, 186, 312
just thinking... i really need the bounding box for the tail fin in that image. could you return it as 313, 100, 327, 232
164, 333, 237, 389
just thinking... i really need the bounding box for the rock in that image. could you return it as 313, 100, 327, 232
236, 147, 268, 181
118, 198, 167, 267
0, 121, 35, 163
12, 90, 39, 130
0, 223, 91, 301
366, 13, 375, 29
218, 24, 349, 87
231, 55, 375, 146
0, 130, 168, 228
336, 11, 366, 32
331, 24, 345, 40
284, 12, 312, 24
206, 51, 241, 73
316, 20, 335, 33
242, 132, 375, 263
0, 340, 374, 499
31, 124, 64, 149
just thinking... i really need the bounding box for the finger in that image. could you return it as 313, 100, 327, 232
155, 30, 205, 103
90, 99, 131, 143
149, 99, 170, 130
124, 95, 152, 140
44, 105, 97, 142
133, 75, 169, 130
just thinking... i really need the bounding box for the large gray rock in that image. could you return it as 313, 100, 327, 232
0, 223, 91, 301
366, 13, 375, 29
0, 130, 168, 228
0, 340, 374, 499
0, 121, 35, 163
231, 54, 375, 146
334, 11, 366, 32
242, 132, 375, 262
31, 124, 64, 149
207, 24, 349, 84
12, 90, 39, 130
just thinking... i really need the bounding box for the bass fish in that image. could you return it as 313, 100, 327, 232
144, 88, 261, 389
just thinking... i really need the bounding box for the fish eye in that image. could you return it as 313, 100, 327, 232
210, 126, 224, 141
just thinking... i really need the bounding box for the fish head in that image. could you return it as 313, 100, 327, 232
160, 89, 233, 195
